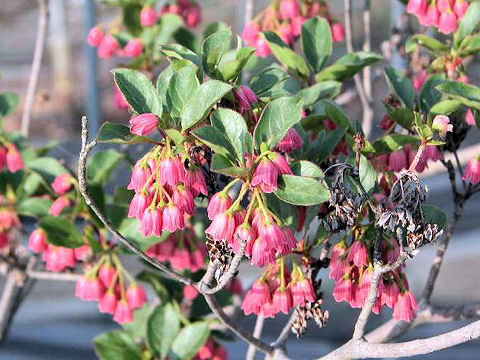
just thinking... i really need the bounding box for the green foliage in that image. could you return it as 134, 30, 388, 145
147, 303, 181, 359
39, 216, 84, 249
94, 331, 142, 360
315, 52, 382, 82
97, 123, 148, 145
169, 322, 210, 360
274, 175, 330, 206
301, 17, 332, 73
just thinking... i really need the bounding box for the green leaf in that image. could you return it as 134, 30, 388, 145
384, 67, 415, 109
97, 122, 148, 145
166, 65, 200, 119
122, 3, 142, 36
39, 216, 84, 248
170, 322, 210, 360
154, 14, 184, 50
437, 81, 480, 110
358, 155, 376, 193
112, 68, 163, 117
118, 218, 169, 251
316, 128, 347, 163
387, 108, 414, 129
192, 126, 236, 161
159, 44, 201, 67
301, 17, 332, 72
298, 81, 341, 106
0, 93, 19, 117
94, 331, 142, 360
26, 157, 69, 185
263, 32, 310, 78
147, 304, 181, 359
211, 154, 248, 177
405, 34, 447, 53
249, 65, 289, 97
454, 1, 480, 47
290, 160, 324, 178
174, 27, 198, 52
315, 52, 382, 82
180, 80, 233, 131
87, 149, 123, 185
253, 96, 303, 150
422, 204, 447, 230
274, 175, 330, 206
265, 194, 298, 229
429, 100, 462, 116
165, 128, 187, 145
419, 74, 445, 113
137, 270, 183, 302
373, 134, 420, 154
16, 197, 52, 217
211, 108, 252, 161
123, 305, 152, 341
203, 21, 230, 40
220, 46, 256, 81
202, 29, 232, 78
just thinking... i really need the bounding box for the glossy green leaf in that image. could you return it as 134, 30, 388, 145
454, 1, 480, 47
253, 96, 303, 150
180, 80, 232, 131
358, 155, 377, 193
112, 68, 163, 117
122, 4, 142, 36
166, 65, 199, 118
39, 216, 84, 248
316, 128, 347, 163
290, 160, 324, 178
387, 108, 414, 129
97, 123, 148, 145
220, 46, 256, 81
94, 331, 142, 360
249, 65, 289, 97
0, 93, 19, 117
211, 108, 252, 161
373, 134, 420, 154
429, 100, 462, 115
147, 304, 181, 359
298, 81, 341, 106
17, 197, 52, 217
301, 17, 332, 72
123, 305, 152, 341
263, 32, 310, 78
159, 44, 201, 67
202, 29, 232, 78
211, 154, 248, 177
274, 175, 330, 205
436, 81, 480, 110
384, 67, 415, 109
422, 204, 447, 230
26, 157, 69, 185
192, 126, 236, 160
405, 34, 447, 53
419, 74, 445, 113
170, 322, 210, 360
315, 52, 382, 82
87, 149, 123, 185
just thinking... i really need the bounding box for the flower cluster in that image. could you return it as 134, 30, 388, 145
145, 232, 206, 272
375, 144, 442, 173
75, 255, 147, 324
242, 0, 344, 57
407, 0, 469, 34
87, 0, 201, 59
127, 142, 208, 236
330, 239, 418, 322
242, 262, 316, 317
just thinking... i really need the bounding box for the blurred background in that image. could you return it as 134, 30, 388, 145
0, 0, 480, 359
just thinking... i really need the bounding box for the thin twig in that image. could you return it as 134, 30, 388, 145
77, 116, 193, 287
21, 0, 49, 137
246, 315, 265, 360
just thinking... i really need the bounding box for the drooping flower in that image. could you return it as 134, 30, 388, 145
126, 284, 147, 309
97, 34, 119, 59
242, 21, 260, 45
130, 113, 158, 136
432, 115, 453, 137
291, 278, 315, 306
272, 287, 293, 314
453, 0, 469, 19
438, 8, 457, 34
124, 38, 143, 58
49, 196, 70, 216
331, 22, 345, 42
86, 27, 104, 47
206, 212, 236, 242
277, 128, 303, 153
98, 264, 116, 288
98, 291, 117, 314
347, 241, 369, 267
279, 0, 300, 20
75, 276, 105, 301
462, 158, 480, 184
6, 145, 24, 173
406, 0, 427, 17
465, 109, 476, 126
393, 291, 417, 322
113, 300, 134, 324
52, 173, 72, 195
28, 229, 47, 253
140, 5, 157, 27
184, 3, 201, 27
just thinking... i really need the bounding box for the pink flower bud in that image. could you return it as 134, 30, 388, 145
462, 158, 480, 184
98, 264, 116, 288
291, 16, 305, 37
52, 173, 72, 195
140, 5, 157, 27
98, 291, 117, 314
128, 192, 151, 220
438, 8, 457, 34
162, 203, 184, 232
279, 0, 300, 20
97, 34, 119, 59
419, 3, 439, 26
185, 169, 207, 197
406, 0, 427, 17
206, 212, 236, 242
183, 285, 199, 300
254, 38, 271, 58
113, 300, 134, 324
453, 0, 468, 19
126, 284, 147, 309
74, 244, 92, 261
124, 38, 143, 58
242, 21, 260, 45
159, 156, 185, 186
413, 70, 428, 91
28, 229, 46, 253
432, 115, 453, 137
184, 3, 201, 28
75, 276, 105, 301
331, 22, 345, 42
87, 26, 104, 47
207, 192, 232, 220
251, 159, 279, 193
277, 128, 303, 153
49, 196, 70, 216
6, 145, 24, 173
130, 113, 158, 136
